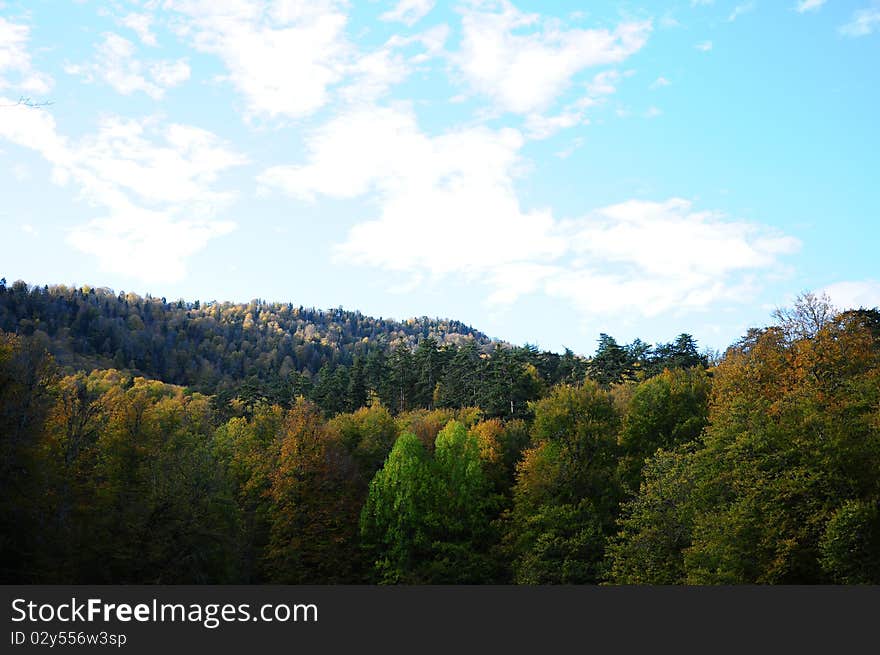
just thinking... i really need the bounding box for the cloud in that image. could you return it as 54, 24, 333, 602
259, 104, 800, 320
555, 136, 584, 159
385, 23, 449, 62
259, 103, 566, 276
121, 12, 158, 46
338, 43, 411, 104
381, 0, 435, 26
695, 40, 713, 51
165, 0, 350, 120
524, 109, 587, 139
452, 1, 651, 114
521, 69, 632, 140
650, 76, 671, 89
839, 6, 880, 37
68, 211, 235, 283
796, 0, 826, 12
65, 33, 190, 99
538, 199, 800, 317
728, 2, 756, 22
820, 280, 880, 309
0, 102, 246, 281
587, 69, 623, 96
0, 17, 53, 94
149, 59, 191, 87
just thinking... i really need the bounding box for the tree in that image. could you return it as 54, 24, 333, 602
0, 332, 57, 581
772, 291, 838, 342
360, 421, 498, 583
413, 337, 446, 409
588, 334, 634, 387
265, 399, 363, 583
328, 403, 398, 484
819, 499, 880, 584
387, 345, 416, 413
428, 421, 499, 582
617, 367, 711, 492
505, 381, 621, 583
435, 340, 483, 409
346, 355, 368, 411
482, 346, 544, 419
606, 447, 702, 584
609, 311, 880, 584
649, 334, 707, 374
360, 432, 438, 583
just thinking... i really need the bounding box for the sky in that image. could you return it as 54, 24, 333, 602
1, 0, 878, 356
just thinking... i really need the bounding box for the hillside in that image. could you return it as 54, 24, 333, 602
2, 291, 879, 585
0, 278, 706, 418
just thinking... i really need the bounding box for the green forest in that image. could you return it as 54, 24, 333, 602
2, 279, 879, 584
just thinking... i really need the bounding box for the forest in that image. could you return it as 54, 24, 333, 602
1, 279, 879, 584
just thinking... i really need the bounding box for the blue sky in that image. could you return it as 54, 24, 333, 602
1, 0, 878, 355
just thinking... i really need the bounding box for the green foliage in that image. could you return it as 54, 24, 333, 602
506, 382, 622, 583
359, 432, 439, 583
606, 447, 702, 584
609, 310, 880, 585
360, 422, 499, 583
328, 403, 399, 482
511, 500, 606, 584
0, 332, 57, 581
2, 281, 879, 586
819, 499, 880, 584
617, 367, 711, 492
264, 400, 363, 583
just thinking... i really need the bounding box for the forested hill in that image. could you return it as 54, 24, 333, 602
0, 278, 495, 397
4, 281, 880, 585
0, 278, 707, 418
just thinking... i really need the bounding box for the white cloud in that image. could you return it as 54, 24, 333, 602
728, 2, 756, 22
540, 199, 800, 317
380, 0, 435, 27
650, 76, 671, 89
695, 40, 713, 51
259, 104, 800, 320
0, 101, 245, 281
386, 23, 449, 59
587, 69, 622, 96
840, 6, 880, 37
524, 110, 586, 139
452, 1, 651, 114
555, 136, 584, 159
65, 33, 189, 99
820, 280, 880, 309
521, 69, 630, 139
338, 45, 410, 104
570, 199, 798, 280
149, 59, 191, 87
796, 0, 826, 12
259, 104, 566, 277
68, 211, 235, 283
166, 0, 350, 120
0, 17, 53, 94
339, 23, 450, 104
121, 12, 158, 46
